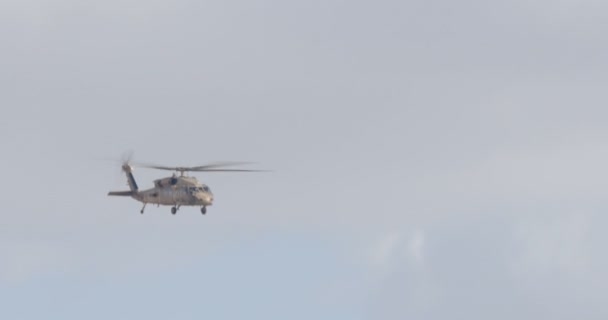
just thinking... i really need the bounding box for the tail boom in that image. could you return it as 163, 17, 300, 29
108, 190, 134, 196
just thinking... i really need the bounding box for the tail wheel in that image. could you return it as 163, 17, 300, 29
171, 207, 177, 214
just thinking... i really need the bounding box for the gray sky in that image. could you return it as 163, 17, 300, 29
2, 0, 608, 319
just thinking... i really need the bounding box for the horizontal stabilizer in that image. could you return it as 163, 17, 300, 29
108, 190, 134, 196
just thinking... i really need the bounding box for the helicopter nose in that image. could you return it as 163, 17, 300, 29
198, 194, 213, 205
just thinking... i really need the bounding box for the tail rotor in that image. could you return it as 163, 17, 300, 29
107, 151, 138, 197
121, 151, 134, 172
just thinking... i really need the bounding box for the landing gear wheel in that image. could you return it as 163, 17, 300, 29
140, 210, 144, 214
201, 206, 207, 215
171, 207, 177, 215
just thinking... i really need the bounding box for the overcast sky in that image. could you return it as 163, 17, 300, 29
2, 0, 608, 319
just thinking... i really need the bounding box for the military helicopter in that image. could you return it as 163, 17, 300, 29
108, 160, 263, 215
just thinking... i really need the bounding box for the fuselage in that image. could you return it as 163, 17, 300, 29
133, 176, 214, 207
108, 164, 216, 214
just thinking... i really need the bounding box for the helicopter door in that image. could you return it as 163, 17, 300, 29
171, 186, 181, 204
158, 185, 173, 205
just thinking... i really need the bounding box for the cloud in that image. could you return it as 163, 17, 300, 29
368, 229, 425, 268
407, 229, 425, 266
0, 241, 74, 283
369, 232, 402, 270
363, 211, 608, 320
511, 212, 591, 277
2, 0, 608, 318
515, 0, 608, 26
406, 133, 608, 215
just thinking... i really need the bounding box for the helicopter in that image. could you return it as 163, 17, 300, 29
108, 160, 264, 215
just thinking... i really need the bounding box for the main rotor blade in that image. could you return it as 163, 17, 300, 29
190, 161, 256, 170
133, 162, 181, 171
189, 168, 268, 172
132, 161, 266, 172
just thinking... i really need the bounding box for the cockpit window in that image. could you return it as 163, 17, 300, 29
202, 185, 210, 192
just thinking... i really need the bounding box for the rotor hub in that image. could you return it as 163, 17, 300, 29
122, 164, 133, 173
